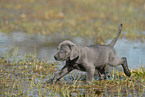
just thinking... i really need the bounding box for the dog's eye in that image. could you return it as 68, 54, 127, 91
60, 49, 66, 53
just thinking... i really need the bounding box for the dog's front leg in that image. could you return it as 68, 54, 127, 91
47, 64, 73, 84
86, 64, 95, 82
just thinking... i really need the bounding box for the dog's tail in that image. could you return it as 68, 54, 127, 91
108, 23, 122, 47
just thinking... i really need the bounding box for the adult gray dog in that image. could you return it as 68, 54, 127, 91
46, 23, 131, 83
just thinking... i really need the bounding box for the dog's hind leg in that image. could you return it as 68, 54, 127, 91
96, 66, 108, 80
121, 57, 131, 77
108, 56, 131, 77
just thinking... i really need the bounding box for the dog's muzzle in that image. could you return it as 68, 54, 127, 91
54, 55, 66, 61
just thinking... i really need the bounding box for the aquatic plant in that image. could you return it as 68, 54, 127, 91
0, 54, 145, 96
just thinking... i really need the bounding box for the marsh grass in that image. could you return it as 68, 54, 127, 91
0, 0, 145, 43
0, 52, 145, 96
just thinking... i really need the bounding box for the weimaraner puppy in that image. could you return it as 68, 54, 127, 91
46, 23, 131, 83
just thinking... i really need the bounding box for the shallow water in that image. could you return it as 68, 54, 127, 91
0, 32, 145, 69
107, 38, 145, 69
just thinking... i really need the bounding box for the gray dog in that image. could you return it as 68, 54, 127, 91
46, 24, 131, 83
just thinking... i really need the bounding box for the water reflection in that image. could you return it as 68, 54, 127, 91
0, 32, 145, 68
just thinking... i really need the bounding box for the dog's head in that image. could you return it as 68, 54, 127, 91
54, 40, 79, 61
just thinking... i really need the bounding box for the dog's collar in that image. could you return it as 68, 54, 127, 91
67, 56, 79, 63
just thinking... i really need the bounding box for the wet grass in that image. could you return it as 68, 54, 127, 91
0, 0, 145, 43
0, 54, 145, 96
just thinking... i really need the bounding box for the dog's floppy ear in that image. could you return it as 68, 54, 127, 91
59, 40, 79, 60
70, 44, 79, 60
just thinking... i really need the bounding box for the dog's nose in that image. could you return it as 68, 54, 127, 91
54, 55, 57, 60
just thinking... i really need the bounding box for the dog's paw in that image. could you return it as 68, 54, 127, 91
42, 79, 54, 85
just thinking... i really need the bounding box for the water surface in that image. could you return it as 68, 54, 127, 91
0, 32, 145, 69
